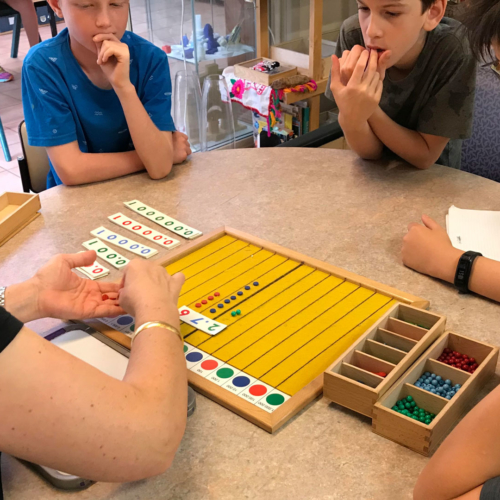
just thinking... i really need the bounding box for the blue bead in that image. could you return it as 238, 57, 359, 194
454, 384, 460, 388
431, 380, 438, 386
445, 379, 451, 386
415, 382, 421, 387
431, 374, 436, 379
446, 394, 452, 399
210, 308, 216, 313
237, 291, 243, 296
231, 296, 236, 300
442, 384, 449, 390
245, 285, 251, 290
424, 372, 430, 377
253, 282, 259, 286
218, 304, 224, 308
431, 389, 436, 394
436, 376, 442, 381
224, 299, 230, 304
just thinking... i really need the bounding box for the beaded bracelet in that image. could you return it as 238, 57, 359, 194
131, 321, 183, 346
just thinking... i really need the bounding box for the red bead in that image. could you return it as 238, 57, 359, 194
214, 292, 220, 297
470, 358, 476, 364
202, 300, 207, 304
375, 372, 387, 378
472, 363, 478, 369
208, 296, 214, 300
444, 348, 451, 353
102, 294, 109, 301
195, 303, 202, 308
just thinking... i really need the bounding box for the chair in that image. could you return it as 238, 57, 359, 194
461, 64, 500, 182
0, 116, 12, 162
0, 1, 57, 58
276, 120, 344, 148
17, 120, 50, 193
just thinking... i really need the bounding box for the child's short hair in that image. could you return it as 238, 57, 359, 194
421, 0, 436, 12
463, 0, 500, 60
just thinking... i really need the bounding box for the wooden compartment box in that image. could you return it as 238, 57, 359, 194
372, 331, 499, 456
323, 303, 446, 417
0, 192, 41, 247
234, 58, 297, 86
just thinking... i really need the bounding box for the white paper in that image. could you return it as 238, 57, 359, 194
447, 205, 500, 261
51, 330, 128, 380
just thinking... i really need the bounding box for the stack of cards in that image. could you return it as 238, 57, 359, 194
124, 200, 202, 240
75, 254, 110, 280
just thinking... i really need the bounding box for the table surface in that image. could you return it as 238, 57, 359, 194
1, 148, 499, 500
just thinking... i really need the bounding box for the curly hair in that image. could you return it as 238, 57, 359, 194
462, 0, 500, 60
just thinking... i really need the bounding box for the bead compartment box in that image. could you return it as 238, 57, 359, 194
323, 303, 446, 417
0, 192, 41, 247
373, 331, 498, 456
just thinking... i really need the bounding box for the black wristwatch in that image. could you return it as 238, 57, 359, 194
454, 251, 482, 293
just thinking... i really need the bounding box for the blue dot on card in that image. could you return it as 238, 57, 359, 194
117, 316, 134, 326
232, 376, 251, 387
186, 352, 203, 362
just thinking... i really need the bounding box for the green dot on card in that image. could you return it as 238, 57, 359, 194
216, 368, 234, 379
183, 345, 188, 353
266, 394, 285, 406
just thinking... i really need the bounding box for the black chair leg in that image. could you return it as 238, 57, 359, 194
47, 4, 57, 37
11, 12, 21, 58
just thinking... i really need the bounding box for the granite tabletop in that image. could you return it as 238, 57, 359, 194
1, 148, 499, 500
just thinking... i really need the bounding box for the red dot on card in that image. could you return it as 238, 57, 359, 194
102, 294, 109, 300
214, 292, 220, 297
249, 384, 267, 396
201, 359, 218, 370
202, 300, 207, 304
195, 303, 202, 308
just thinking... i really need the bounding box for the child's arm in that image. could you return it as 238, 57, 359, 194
329, 50, 384, 160
368, 108, 450, 170
95, 34, 187, 180
413, 384, 500, 500
402, 215, 500, 302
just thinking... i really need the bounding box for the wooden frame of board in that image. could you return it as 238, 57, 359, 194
87, 226, 430, 433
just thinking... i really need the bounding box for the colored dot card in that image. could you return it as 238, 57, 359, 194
98, 314, 135, 335
123, 200, 202, 240
179, 306, 227, 336
206, 364, 242, 386
237, 381, 275, 405
185, 347, 210, 370
221, 372, 259, 396
190, 355, 224, 377
82, 238, 130, 269
255, 389, 290, 413
75, 252, 110, 280
90, 226, 158, 258
183, 342, 196, 354
108, 213, 181, 250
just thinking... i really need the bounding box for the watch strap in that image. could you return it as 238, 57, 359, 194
454, 251, 482, 293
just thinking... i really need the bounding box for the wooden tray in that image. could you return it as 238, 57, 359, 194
323, 304, 446, 417
0, 192, 41, 247
87, 226, 431, 433
372, 331, 498, 456
234, 58, 297, 86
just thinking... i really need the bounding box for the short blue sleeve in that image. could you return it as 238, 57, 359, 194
22, 61, 78, 147
137, 48, 176, 132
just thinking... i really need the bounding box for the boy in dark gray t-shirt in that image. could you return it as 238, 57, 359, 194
325, 0, 477, 170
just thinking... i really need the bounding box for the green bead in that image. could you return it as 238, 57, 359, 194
236, 310, 241, 315
392, 406, 399, 411
406, 396, 413, 402
231, 311, 237, 317
430, 414, 435, 418
405, 403, 411, 409
410, 401, 416, 408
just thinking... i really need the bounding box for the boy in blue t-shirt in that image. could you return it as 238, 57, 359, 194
22, 0, 191, 189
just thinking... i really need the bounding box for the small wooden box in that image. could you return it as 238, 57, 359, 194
234, 58, 297, 86
0, 192, 41, 246
372, 331, 498, 456
323, 303, 446, 417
